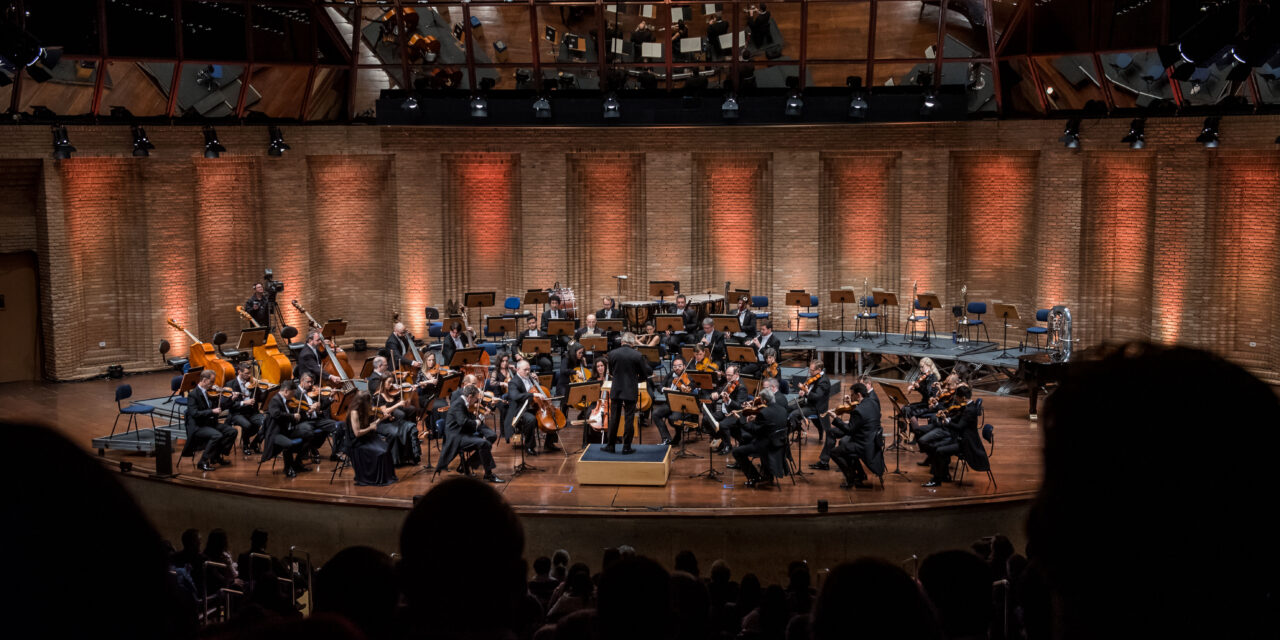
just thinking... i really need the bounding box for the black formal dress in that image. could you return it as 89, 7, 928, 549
436, 394, 497, 474
605, 346, 652, 449
347, 416, 397, 486
372, 392, 420, 466
183, 387, 237, 465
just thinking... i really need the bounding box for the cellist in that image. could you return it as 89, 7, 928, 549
505, 360, 561, 457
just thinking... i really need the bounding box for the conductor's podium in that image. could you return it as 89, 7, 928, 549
576, 444, 672, 486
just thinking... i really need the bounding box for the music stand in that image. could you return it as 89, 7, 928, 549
880, 384, 912, 477
566, 381, 602, 452
726, 345, 759, 367
655, 314, 683, 334
680, 345, 697, 365
547, 319, 576, 339
784, 291, 812, 343
740, 374, 761, 395
521, 338, 552, 369
524, 289, 549, 319
596, 318, 624, 334
464, 291, 495, 327
437, 372, 462, 401
537, 373, 554, 389
710, 314, 743, 340
666, 391, 703, 461
485, 316, 516, 341
236, 327, 269, 378
830, 289, 857, 343
874, 291, 898, 347
637, 345, 661, 367
580, 335, 608, 355
992, 303, 1020, 360
686, 371, 716, 393
649, 281, 678, 308
320, 320, 347, 342
913, 293, 941, 348
448, 347, 485, 370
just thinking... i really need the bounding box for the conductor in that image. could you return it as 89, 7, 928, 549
603, 332, 653, 454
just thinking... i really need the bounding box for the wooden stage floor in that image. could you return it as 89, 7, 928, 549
0, 365, 1041, 516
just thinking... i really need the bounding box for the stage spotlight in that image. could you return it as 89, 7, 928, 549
849, 95, 868, 119
402, 96, 419, 111
131, 124, 154, 157
50, 124, 75, 159
469, 95, 489, 118
1059, 118, 1082, 149
1121, 118, 1145, 149
920, 92, 939, 115
203, 126, 226, 159
784, 93, 803, 117
267, 125, 290, 157
1196, 117, 1219, 148
532, 96, 552, 119
721, 94, 739, 120
603, 94, 621, 119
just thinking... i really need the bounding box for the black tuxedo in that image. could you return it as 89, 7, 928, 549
386, 333, 417, 368
296, 344, 325, 383
651, 368, 699, 444
183, 386, 236, 463
831, 393, 886, 484
732, 308, 758, 338
260, 394, 309, 469
440, 332, 471, 370
224, 376, 265, 449
790, 373, 834, 463
693, 329, 728, 364
295, 389, 337, 456
517, 329, 555, 375
662, 306, 700, 355
710, 381, 750, 444
733, 398, 790, 481
596, 307, 622, 321
741, 332, 781, 376
925, 401, 987, 482
604, 346, 653, 448
506, 374, 559, 451
436, 394, 496, 474
706, 17, 729, 55
540, 308, 569, 332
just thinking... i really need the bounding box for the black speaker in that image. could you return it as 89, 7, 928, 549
152, 429, 175, 478
817, 499, 828, 513
353, 339, 368, 351
107, 364, 124, 378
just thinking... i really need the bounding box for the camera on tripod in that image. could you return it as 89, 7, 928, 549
263, 269, 285, 296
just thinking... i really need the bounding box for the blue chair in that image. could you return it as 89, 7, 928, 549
797, 295, 821, 335
751, 295, 770, 321
112, 383, 156, 440
164, 375, 190, 428
855, 295, 881, 338
427, 321, 444, 339
965, 302, 990, 342
1025, 309, 1050, 350
504, 296, 521, 312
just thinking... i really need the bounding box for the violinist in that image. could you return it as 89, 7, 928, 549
345, 391, 397, 486
225, 362, 266, 455
918, 385, 986, 487
296, 372, 340, 465
184, 369, 237, 471
386, 321, 421, 370
441, 322, 472, 370
904, 357, 942, 433
435, 384, 503, 483
298, 330, 343, 385
707, 364, 749, 454
828, 383, 886, 489
741, 321, 781, 376
694, 317, 728, 365
691, 343, 721, 379
487, 354, 514, 440
911, 373, 962, 443
373, 375, 422, 466
788, 359, 834, 471
651, 356, 692, 445
261, 379, 311, 477
506, 360, 562, 456
518, 316, 555, 375
731, 378, 789, 488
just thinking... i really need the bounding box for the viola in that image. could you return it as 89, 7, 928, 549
695, 355, 720, 373
167, 318, 235, 385
764, 362, 779, 379
798, 372, 822, 395
235, 305, 293, 384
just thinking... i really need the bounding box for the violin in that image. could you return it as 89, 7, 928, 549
670, 371, 692, 393
695, 355, 720, 374
764, 362, 779, 379
798, 372, 822, 395
937, 400, 968, 421
720, 378, 739, 401
825, 394, 862, 418
727, 395, 767, 419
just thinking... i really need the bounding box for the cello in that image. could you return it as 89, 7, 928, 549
235, 305, 293, 384
166, 318, 235, 385
290, 300, 355, 383
530, 381, 567, 433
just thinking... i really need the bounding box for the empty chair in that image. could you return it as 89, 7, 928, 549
965, 302, 990, 342
112, 384, 157, 440
751, 295, 770, 320
855, 295, 881, 338
797, 295, 821, 335
1025, 308, 1050, 350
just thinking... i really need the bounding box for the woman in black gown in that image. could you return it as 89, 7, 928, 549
347, 391, 397, 486
372, 376, 421, 466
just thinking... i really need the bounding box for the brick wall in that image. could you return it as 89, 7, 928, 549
2, 116, 1277, 381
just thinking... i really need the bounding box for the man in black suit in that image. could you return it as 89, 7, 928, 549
506, 360, 560, 456
693, 317, 728, 365
661, 294, 700, 355
440, 322, 472, 369
707, 364, 749, 453
651, 356, 693, 445
297, 330, 342, 385
747, 3, 772, 48
185, 370, 237, 471
597, 297, 622, 321
706, 14, 730, 57
574, 314, 605, 342
830, 383, 886, 489
261, 379, 311, 477
225, 362, 265, 455
604, 333, 653, 453
732, 380, 790, 488
784, 359, 832, 470
386, 322, 420, 370
741, 321, 780, 376
540, 295, 571, 351
296, 372, 338, 464
731, 296, 758, 339
435, 385, 503, 483
922, 386, 987, 487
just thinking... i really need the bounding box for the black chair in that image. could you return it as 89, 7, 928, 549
954, 399, 996, 489
329, 422, 352, 484
112, 384, 157, 440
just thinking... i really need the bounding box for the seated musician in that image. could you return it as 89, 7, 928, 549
597, 296, 622, 321
758, 348, 788, 394
185, 369, 237, 471
904, 357, 942, 433
910, 373, 963, 450
557, 342, 590, 401
741, 321, 780, 376
298, 330, 343, 385
345, 391, 398, 486
783, 359, 833, 471
694, 317, 728, 365
731, 377, 789, 488
386, 321, 421, 370
441, 322, 472, 370
829, 383, 886, 489
372, 375, 422, 466
506, 360, 562, 456
661, 294, 699, 354
225, 362, 265, 455
574, 314, 604, 342
365, 356, 393, 404
706, 364, 749, 454
518, 316, 555, 375
732, 295, 758, 341
651, 356, 693, 446
296, 372, 340, 464
487, 354, 514, 441
261, 379, 311, 477
540, 294, 571, 351
435, 384, 503, 483
636, 320, 662, 348
577, 358, 610, 447
918, 385, 987, 487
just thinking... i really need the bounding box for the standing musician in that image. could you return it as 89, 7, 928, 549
386, 322, 421, 370
245, 283, 272, 332
741, 321, 781, 376
298, 330, 343, 385
731, 377, 790, 488
507, 360, 562, 456
440, 322, 472, 369
603, 333, 652, 454
918, 385, 988, 487
732, 295, 758, 340
225, 362, 266, 455
518, 316, 555, 376
706, 364, 749, 454
784, 359, 832, 470
296, 372, 339, 465
372, 375, 422, 466
828, 383, 886, 489
261, 379, 311, 478
651, 356, 693, 445
184, 370, 237, 471
436, 384, 504, 483
694, 317, 728, 365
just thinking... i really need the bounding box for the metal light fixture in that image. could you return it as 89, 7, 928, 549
920, 92, 939, 115
849, 95, 868, 119
532, 96, 551, 119
402, 96, 419, 111
131, 124, 154, 157
1121, 118, 1145, 149
51, 124, 75, 159
784, 93, 803, 117
603, 94, 621, 119
1196, 117, 1219, 148
267, 125, 290, 157
1059, 118, 1082, 149
721, 94, 739, 120
469, 95, 488, 118
203, 125, 225, 159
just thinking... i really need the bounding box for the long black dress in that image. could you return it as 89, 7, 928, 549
349, 423, 397, 486
373, 392, 420, 466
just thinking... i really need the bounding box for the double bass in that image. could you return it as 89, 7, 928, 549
289, 300, 355, 383
235, 305, 293, 384
166, 318, 235, 385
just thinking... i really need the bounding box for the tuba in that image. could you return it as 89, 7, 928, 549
1048, 305, 1073, 363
